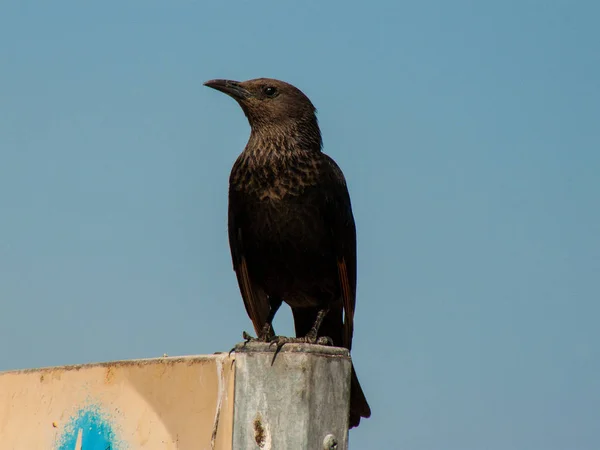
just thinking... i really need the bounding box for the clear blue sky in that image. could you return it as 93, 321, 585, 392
1, 1, 598, 449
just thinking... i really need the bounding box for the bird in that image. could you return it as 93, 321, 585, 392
204, 77, 371, 428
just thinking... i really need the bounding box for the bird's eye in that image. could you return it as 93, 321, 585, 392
263, 86, 278, 97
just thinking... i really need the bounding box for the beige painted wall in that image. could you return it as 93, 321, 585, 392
0, 354, 235, 450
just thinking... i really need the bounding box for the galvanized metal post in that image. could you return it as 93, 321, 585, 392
232, 342, 351, 450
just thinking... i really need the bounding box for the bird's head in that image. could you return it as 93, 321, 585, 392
203, 78, 318, 131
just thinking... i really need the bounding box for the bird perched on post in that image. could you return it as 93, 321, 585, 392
204, 77, 371, 428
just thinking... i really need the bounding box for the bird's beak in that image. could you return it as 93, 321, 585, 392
203, 79, 251, 100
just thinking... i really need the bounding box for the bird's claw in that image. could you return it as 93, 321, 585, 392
241, 329, 273, 343
242, 331, 256, 342
316, 336, 334, 346
228, 330, 270, 356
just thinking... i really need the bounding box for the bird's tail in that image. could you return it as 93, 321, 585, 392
349, 364, 371, 428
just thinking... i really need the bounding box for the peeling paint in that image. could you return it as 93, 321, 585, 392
210, 354, 227, 449
57, 405, 122, 450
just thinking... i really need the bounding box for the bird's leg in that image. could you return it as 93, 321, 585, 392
304, 307, 333, 344
242, 296, 283, 343
270, 307, 333, 364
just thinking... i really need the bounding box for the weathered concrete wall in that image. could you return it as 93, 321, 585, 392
0, 344, 352, 449
0, 354, 235, 449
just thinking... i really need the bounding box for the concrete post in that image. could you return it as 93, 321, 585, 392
232, 342, 351, 450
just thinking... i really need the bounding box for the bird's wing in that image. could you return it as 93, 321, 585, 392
228, 189, 273, 337
322, 155, 357, 350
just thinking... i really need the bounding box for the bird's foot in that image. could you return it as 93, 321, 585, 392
242, 320, 274, 343
268, 334, 333, 364
270, 335, 333, 347
228, 330, 271, 356
241, 331, 258, 342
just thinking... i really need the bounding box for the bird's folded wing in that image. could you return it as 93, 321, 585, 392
228, 195, 272, 337
322, 155, 357, 350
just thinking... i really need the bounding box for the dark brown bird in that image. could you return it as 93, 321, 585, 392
204, 77, 371, 428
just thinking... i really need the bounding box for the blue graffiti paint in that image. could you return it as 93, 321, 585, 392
58, 405, 120, 450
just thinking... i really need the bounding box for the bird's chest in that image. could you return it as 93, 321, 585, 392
232, 162, 306, 202
230, 149, 321, 199
230, 151, 327, 244
239, 191, 323, 246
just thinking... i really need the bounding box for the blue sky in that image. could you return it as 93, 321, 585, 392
1, 1, 599, 448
